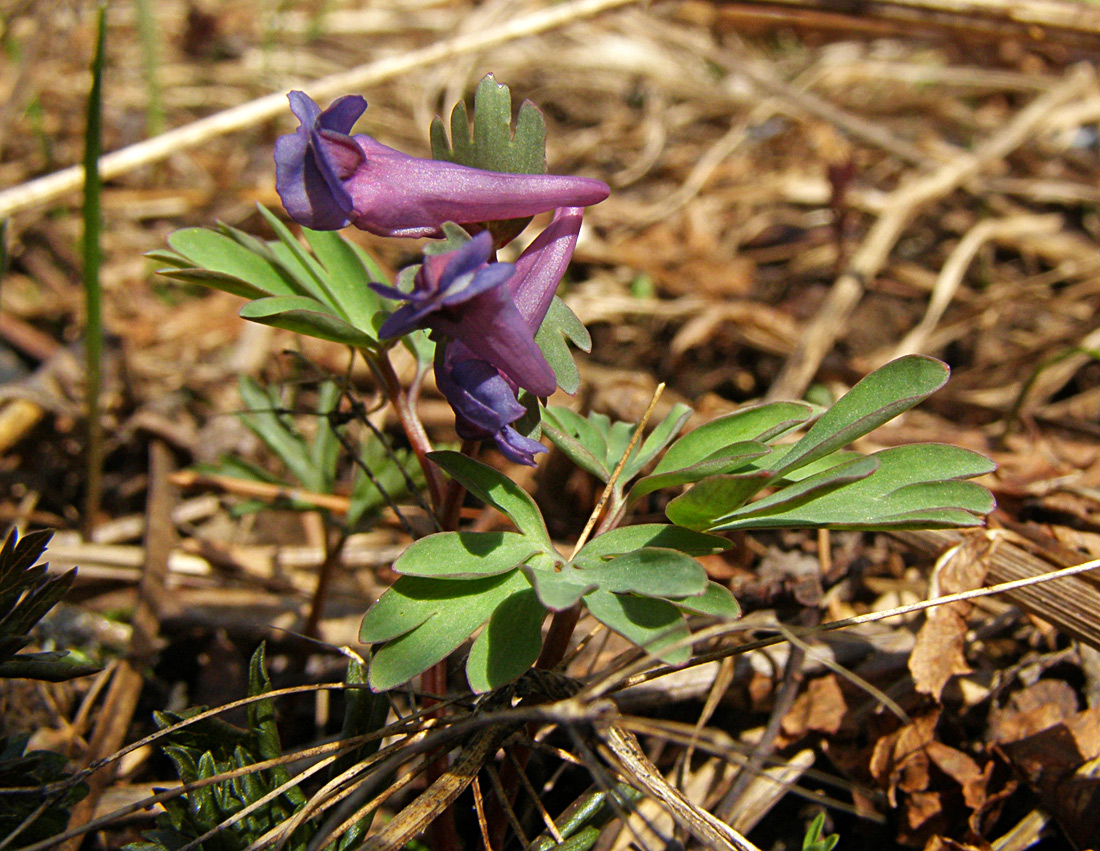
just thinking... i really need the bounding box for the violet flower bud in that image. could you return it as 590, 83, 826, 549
274, 92, 609, 238
435, 344, 547, 466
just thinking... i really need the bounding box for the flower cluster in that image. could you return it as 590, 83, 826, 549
274, 92, 609, 464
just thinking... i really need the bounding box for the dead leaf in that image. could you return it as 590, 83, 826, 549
994, 701, 1100, 846
870, 711, 939, 808
782, 674, 848, 740
988, 678, 1079, 743
910, 537, 991, 699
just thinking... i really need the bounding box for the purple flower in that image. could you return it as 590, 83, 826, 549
435, 344, 548, 466
374, 209, 587, 465
372, 231, 556, 397
274, 92, 609, 238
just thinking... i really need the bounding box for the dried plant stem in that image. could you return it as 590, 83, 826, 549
301, 526, 348, 641
767, 62, 1095, 401
537, 384, 665, 673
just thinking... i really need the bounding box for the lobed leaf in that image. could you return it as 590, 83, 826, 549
541, 407, 611, 480
164, 228, 298, 297
772, 356, 949, 477
620, 402, 694, 482
301, 227, 385, 331
522, 563, 597, 611
428, 451, 551, 543
713, 444, 995, 531
393, 531, 542, 578
365, 572, 529, 691
574, 524, 730, 561
575, 548, 708, 599
651, 401, 813, 477
670, 581, 742, 619
466, 587, 546, 692
535, 297, 591, 396
664, 471, 772, 531
582, 589, 692, 665
239, 296, 380, 349
629, 440, 772, 504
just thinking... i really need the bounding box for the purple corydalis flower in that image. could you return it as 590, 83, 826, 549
373, 231, 557, 397
435, 344, 548, 466
274, 92, 610, 238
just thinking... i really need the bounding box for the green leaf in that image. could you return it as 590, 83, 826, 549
541, 409, 611, 481
714, 444, 994, 530
309, 380, 342, 494
155, 267, 272, 300
256, 204, 343, 307
574, 524, 730, 561
620, 402, 694, 482
165, 228, 297, 297
393, 531, 541, 578
430, 74, 548, 246
427, 451, 551, 543
772, 356, 949, 477
651, 401, 813, 476
577, 548, 708, 599
535, 297, 591, 396
522, 561, 598, 611
670, 581, 741, 619
710, 454, 880, 526
582, 590, 691, 665
236, 376, 317, 491
301, 228, 385, 331
664, 471, 772, 530
366, 572, 528, 691
239, 295, 380, 348
0, 651, 100, 682
629, 440, 772, 504
466, 587, 546, 692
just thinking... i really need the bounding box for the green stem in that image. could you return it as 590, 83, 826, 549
131, 0, 164, 137
81, 4, 107, 538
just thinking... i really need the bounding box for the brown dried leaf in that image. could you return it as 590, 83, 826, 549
989, 678, 1079, 743
870, 711, 939, 807
910, 606, 971, 701
909, 538, 991, 699
923, 837, 991, 851
994, 701, 1100, 846
782, 674, 847, 739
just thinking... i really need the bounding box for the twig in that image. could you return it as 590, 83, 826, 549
600, 542, 1100, 695
880, 213, 1062, 365
536, 383, 665, 672
767, 62, 1095, 401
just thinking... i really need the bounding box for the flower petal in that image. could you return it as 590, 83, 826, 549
509, 206, 583, 329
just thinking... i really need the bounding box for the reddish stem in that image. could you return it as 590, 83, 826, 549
372, 350, 444, 513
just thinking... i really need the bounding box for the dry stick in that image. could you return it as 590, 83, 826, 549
766, 62, 1095, 402
719, 0, 1100, 48
599, 724, 762, 851
604, 547, 1100, 696
0, 0, 636, 220
59, 439, 176, 850
897, 528, 1100, 650
536, 383, 665, 672
879, 213, 1062, 366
